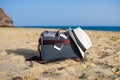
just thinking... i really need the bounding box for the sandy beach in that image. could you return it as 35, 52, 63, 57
0, 28, 120, 80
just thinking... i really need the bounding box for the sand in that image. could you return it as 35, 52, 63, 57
0, 28, 120, 80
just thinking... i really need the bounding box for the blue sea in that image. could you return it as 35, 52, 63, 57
16, 26, 120, 32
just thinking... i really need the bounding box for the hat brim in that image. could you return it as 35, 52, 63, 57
67, 28, 85, 58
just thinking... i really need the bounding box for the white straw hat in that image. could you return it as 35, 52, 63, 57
67, 27, 92, 58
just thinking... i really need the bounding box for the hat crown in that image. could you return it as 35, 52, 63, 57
73, 27, 92, 49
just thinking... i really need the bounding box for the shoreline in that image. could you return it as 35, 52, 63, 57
1, 26, 120, 32
14, 26, 120, 32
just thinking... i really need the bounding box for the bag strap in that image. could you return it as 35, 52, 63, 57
42, 39, 72, 45
55, 29, 66, 36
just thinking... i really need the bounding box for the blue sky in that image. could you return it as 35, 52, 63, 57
0, 0, 120, 26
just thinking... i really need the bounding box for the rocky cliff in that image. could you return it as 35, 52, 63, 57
0, 8, 13, 27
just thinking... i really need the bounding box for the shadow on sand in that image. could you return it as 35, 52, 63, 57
6, 48, 37, 61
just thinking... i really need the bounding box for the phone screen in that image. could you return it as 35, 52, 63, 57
54, 34, 67, 51
55, 36, 65, 47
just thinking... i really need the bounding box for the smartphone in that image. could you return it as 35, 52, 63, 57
54, 33, 67, 51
